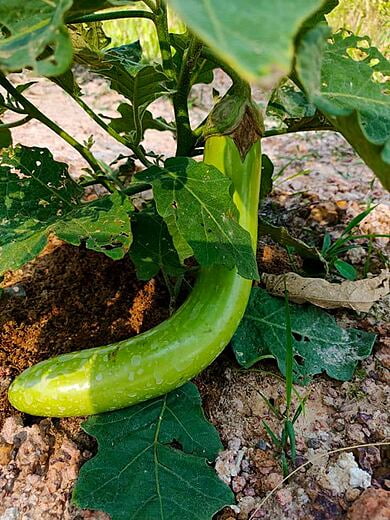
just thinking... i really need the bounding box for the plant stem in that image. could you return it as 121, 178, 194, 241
0, 115, 32, 129
264, 126, 334, 138
173, 36, 202, 156
154, 3, 176, 81
67, 10, 155, 24
153, 4, 198, 155
0, 73, 115, 191
124, 182, 151, 196
284, 284, 293, 419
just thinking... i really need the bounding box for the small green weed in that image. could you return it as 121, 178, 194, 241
321, 206, 390, 280
261, 287, 307, 476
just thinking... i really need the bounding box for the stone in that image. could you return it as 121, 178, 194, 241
347, 488, 390, 520
322, 452, 371, 494
0, 443, 12, 465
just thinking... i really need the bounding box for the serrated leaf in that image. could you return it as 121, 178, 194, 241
136, 157, 258, 280
232, 287, 376, 384
73, 383, 233, 520
166, 0, 325, 84
0, 0, 73, 76
296, 25, 390, 189
0, 146, 132, 275
70, 25, 171, 144
130, 203, 184, 280
105, 41, 144, 75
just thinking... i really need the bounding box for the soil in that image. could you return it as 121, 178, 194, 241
0, 71, 389, 520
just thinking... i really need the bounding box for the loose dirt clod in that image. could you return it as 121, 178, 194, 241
0, 241, 170, 426
347, 488, 390, 520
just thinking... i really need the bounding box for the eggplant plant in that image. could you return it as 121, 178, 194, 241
0, 1, 389, 516
1, 0, 389, 413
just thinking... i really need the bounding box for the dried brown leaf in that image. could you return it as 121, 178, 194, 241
262, 270, 389, 312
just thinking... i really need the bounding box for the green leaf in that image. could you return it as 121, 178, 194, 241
0, 0, 73, 76
0, 146, 133, 275
232, 287, 376, 384
296, 26, 390, 190
296, 0, 339, 41
166, 0, 325, 83
265, 80, 334, 135
130, 203, 184, 280
73, 383, 233, 520
171, 33, 215, 86
51, 68, 82, 98
0, 126, 11, 148
258, 220, 323, 263
137, 157, 259, 280
268, 83, 316, 122
259, 154, 274, 200
321, 232, 332, 253
109, 103, 172, 142
70, 25, 172, 144
334, 259, 357, 280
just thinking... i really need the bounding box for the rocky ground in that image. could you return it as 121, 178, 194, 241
0, 71, 389, 520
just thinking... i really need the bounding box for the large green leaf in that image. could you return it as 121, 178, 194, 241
296, 26, 390, 190
296, 0, 339, 41
0, 146, 132, 275
130, 203, 184, 280
73, 383, 234, 520
136, 157, 258, 279
232, 288, 376, 385
166, 0, 325, 83
0, 0, 73, 76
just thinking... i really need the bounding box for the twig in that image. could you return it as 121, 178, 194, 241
0, 115, 32, 129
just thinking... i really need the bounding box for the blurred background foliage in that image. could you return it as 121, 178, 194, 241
103, 0, 389, 60
327, 0, 389, 54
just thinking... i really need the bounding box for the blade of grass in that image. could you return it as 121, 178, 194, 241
284, 280, 293, 419
285, 420, 297, 463
263, 420, 282, 449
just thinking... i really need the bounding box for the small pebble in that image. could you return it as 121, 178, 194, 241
334, 419, 345, 432
346, 488, 362, 502
232, 476, 246, 493
0, 443, 13, 465
276, 488, 293, 507
228, 438, 241, 451
256, 439, 268, 451
306, 437, 321, 449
